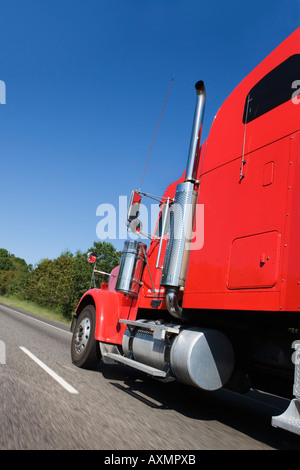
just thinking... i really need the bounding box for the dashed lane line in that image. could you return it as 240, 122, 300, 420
20, 346, 79, 394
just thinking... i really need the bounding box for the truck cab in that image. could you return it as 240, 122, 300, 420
71, 28, 300, 435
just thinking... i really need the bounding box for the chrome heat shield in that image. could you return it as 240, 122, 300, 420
161, 181, 197, 288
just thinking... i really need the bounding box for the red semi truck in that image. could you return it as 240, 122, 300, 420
71, 28, 300, 435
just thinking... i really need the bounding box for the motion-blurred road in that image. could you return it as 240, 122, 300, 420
0, 303, 299, 450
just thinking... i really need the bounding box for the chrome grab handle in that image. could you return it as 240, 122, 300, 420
155, 198, 170, 269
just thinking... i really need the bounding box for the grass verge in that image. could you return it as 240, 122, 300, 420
0, 294, 71, 325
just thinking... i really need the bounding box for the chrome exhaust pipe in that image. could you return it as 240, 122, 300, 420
162, 81, 206, 319
165, 287, 184, 320
185, 80, 206, 183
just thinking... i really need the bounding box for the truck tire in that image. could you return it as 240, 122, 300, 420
71, 305, 101, 369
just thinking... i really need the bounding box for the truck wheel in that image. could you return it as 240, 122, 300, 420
71, 305, 101, 369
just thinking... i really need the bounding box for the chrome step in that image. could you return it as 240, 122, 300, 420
272, 399, 300, 435
272, 341, 300, 435
104, 352, 168, 378
119, 318, 181, 340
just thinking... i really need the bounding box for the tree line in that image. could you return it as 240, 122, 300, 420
0, 242, 121, 319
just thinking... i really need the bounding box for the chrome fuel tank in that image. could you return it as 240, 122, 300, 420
115, 240, 146, 295
122, 320, 234, 391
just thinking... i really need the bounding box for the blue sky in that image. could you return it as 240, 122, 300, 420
0, 0, 299, 265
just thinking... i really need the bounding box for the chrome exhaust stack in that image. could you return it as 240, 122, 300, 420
161, 81, 206, 319
185, 81, 206, 183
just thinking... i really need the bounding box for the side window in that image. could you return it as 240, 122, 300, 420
243, 54, 300, 124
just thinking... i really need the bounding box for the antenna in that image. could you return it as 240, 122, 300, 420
139, 78, 173, 191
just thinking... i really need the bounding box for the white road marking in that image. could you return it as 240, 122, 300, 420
0, 303, 72, 334
20, 346, 79, 394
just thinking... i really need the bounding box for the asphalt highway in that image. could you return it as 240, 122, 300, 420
0, 302, 299, 451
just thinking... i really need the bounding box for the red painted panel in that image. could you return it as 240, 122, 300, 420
281, 131, 300, 311
227, 231, 281, 289
184, 136, 291, 311
76, 289, 138, 344
181, 29, 300, 313
200, 28, 300, 177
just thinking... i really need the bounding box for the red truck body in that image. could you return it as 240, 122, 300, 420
71, 28, 300, 435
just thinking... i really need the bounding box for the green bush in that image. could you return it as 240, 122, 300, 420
0, 242, 121, 320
